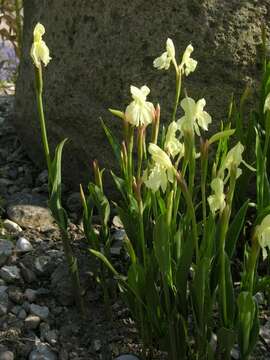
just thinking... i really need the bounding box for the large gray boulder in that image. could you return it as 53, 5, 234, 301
15, 0, 268, 190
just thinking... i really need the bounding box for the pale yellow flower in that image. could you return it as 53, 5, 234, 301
125, 85, 155, 127
264, 93, 270, 113
30, 23, 52, 68
255, 215, 270, 260
177, 97, 212, 136
164, 121, 185, 158
153, 38, 177, 71
207, 177, 226, 214
220, 142, 244, 180
179, 44, 197, 76
144, 143, 175, 192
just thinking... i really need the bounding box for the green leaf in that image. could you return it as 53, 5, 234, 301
153, 215, 172, 286
48, 138, 68, 231
219, 253, 235, 327
90, 249, 119, 277
237, 291, 259, 358
208, 129, 235, 145
108, 108, 125, 120
101, 119, 121, 164
191, 257, 211, 331
217, 327, 235, 357
88, 183, 110, 226
127, 262, 146, 299
176, 227, 195, 315
226, 199, 249, 258
123, 236, 137, 265
110, 171, 127, 203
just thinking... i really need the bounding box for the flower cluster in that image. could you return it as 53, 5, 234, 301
207, 142, 244, 215
153, 38, 197, 77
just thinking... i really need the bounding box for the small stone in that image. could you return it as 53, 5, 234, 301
16, 237, 33, 253
110, 239, 123, 256
0, 266, 20, 283
29, 342, 57, 360
254, 291, 264, 305
10, 305, 21, 315
93, 339, 101, 352
112, 215, 124, 228
8, 286, 23, 304
0, 287, 9, 316
18, 308, 27, 319
24, 288, 37, 302
19, 263, 37, 283
24, 314, 40, 330
30, 304, 49, 320
40, 323, 58, 345
7, 193, 55, 232
0, 240, 13, 266
3, 219, 22, 234
231, 345, 240, 360
112, 229, 126, 241
22, 301, 30, 312
0, 351, 14, 360
35, 256, 53, 275
260, 319, 270, 345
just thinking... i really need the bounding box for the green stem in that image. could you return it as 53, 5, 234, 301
35, 67, 52, 185
177, 173, 199, 263
246, 239, 260, 294
60, 229, 85, 316
139, 200, 146, 267
127, 126, 134, 194
137, 126, 144, 181
163, 275, 178, 360
34, 65, 84, 316
219, 167, 237, 327
172, 71, 181, 122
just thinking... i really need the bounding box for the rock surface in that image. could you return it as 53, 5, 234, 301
0, 240, 13, 267
6, 193, 55, 231
15, 0, 269, 189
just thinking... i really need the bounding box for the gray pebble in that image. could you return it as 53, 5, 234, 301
0, 240, 13, 266
0, 286, 8, 316
30, 304, 49, 320
24, 314, 40, 330
3, 219, 22, 234
0, 266, 20, 283
24, 288, 37, 302
29, 342, 57, 360
16, 237, 33, 253
0, 351, 14, 360
18, 308, 27, 319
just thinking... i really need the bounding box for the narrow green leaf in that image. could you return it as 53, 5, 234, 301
48, 138, 68, 230
101, 119, 121, 164
108, 108, 125, 120
90, 249, 119, 277
237, 291, 258, 358
123, 236, 137, 265
226, 199, 249, 258
153, 215, 172, 285
208, 129, 235, 145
